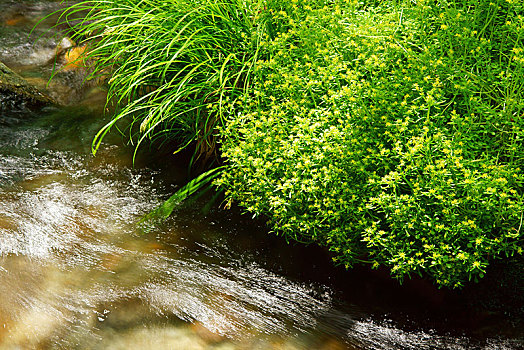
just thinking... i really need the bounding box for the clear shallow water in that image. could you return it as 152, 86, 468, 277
0, 1, 523, 349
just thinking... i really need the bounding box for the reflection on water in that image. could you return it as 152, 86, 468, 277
0, 1, 523, 349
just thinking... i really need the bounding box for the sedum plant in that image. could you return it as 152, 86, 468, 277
218, 0, 524, 288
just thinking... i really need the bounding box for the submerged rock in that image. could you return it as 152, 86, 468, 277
0, 60, 56, 110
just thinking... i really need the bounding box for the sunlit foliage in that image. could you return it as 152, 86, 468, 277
218, 0, 524, 287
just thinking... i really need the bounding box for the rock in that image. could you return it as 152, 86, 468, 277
63, 45, 87, 70
4, 14, 27, 27
56, 37, 75, 57
98, 326, 209, 350
190, 322, 225, 344
0, 61, 56, 110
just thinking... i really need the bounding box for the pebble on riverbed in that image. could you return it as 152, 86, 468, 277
62, 45, 88, 71
4, 14, 28, 27
191, 322, 226, 344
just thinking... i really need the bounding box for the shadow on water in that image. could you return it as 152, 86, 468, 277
0, 1, 523, 349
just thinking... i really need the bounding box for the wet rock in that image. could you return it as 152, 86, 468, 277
94, 298, 156, 331
55, 37, 75, 56
98, 326, 210, 350
4, 14, 28, 27
63, 45, 87, 70
0, 60, 56, 110
6, 305, 62, 349
24, 74, 85, 107
191, 322, 226, 344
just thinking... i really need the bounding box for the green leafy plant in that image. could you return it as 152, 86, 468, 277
218, 0, 524, 287
55, 0, 524, 287
138, 166, 224, 230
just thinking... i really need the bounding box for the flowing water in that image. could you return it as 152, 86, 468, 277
0, 1, 523, 349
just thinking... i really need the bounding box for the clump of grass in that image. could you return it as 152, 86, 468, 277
58, 0, 267, 162
138, 166, 224, 232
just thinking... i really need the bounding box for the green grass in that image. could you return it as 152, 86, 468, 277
57, 0, 270, 162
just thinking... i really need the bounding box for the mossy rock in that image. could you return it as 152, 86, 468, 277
0, 61, 56, 110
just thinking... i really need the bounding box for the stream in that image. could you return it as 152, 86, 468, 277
0, 1, 523, 349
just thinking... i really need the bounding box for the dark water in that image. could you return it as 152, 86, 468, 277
0, 1, 523, 349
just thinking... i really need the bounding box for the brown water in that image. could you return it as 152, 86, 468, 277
0, 1, 523, 349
